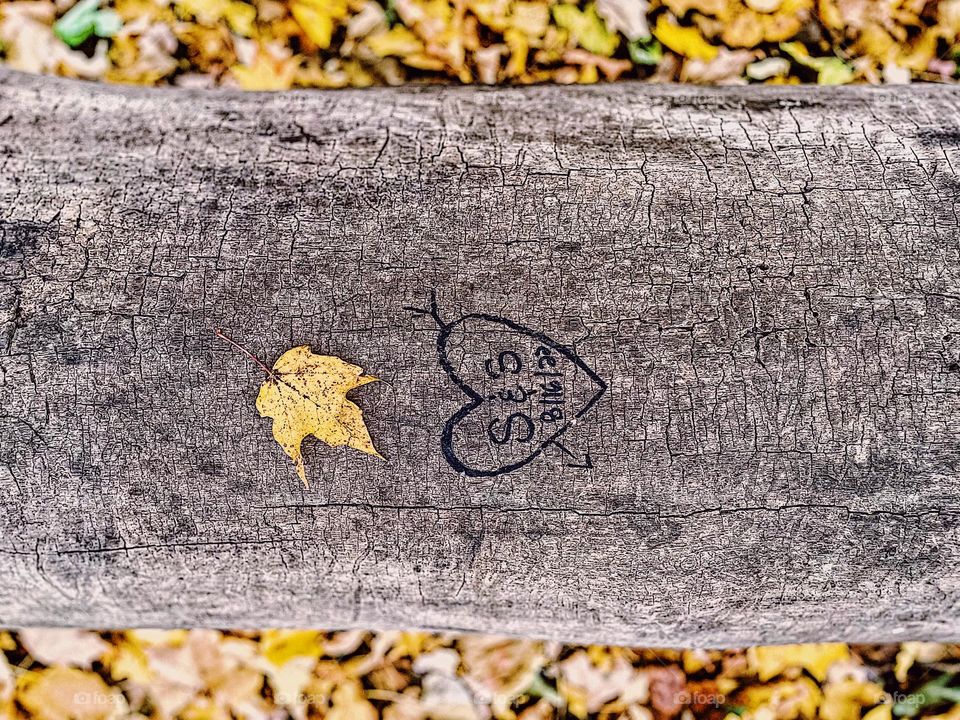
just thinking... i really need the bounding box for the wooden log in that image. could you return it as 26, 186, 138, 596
1, 68, 960, 645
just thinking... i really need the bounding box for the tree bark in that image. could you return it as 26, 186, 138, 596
2, 69, 960, 645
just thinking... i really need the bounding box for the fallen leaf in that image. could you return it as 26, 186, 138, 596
20, 629, 109, 670
53, 0, 122, 47
814, 57, 855, 84
17, 667, 128, 720
683, 649, 717, 675
474, 43, 505, 83
229, 46, 299, 90
895, 643, 947, 684
748, 643, 850, 682
891, 673, 960, 717
367, 25, 426, 57
563, 47, 633, 78
290, 0, 348, 49
460, 636, 554, 718
0, 8, 110, 78
255, 654, 317, 716
213, 332, 383, 485
224, 1, 256, 36
509, 2, 550, 37
256, 345, 381, 484
628, 37, 662, 64
0, 653, 13, 719
325, 631, 368, 657
260, 630, 325, 666
820, 679, 886, 720
747, 55, 790, 78
418, 676, 479, 720
864, 706, 893, 720
595, 0, 650, 41
739, 677, 823, 719
558, 650, 649, 714
681, 46, 755, 82
779, 41, 853, 84
882, 63, 911, 83
653, 14, 718, 60
552, 2, 619, 56
648, 665, 686, 718
746, 0, 783, 11
102, 638, 153, 684
328, 680, 378, 720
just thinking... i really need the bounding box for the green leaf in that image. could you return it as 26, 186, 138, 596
54, 0, 99, 47
778, 41, 853, 85
815, 57, 854, 85
53, 0, 121, 48
526, 673, 563, 707
893, 674, 956, 717
383, 0, 398, 26
628, 37, 662, 66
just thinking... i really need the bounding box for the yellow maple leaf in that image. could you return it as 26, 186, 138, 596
257, 346, 381, 485
218, 331, 381, 485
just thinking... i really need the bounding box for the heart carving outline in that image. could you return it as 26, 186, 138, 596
407, 293, 608, 477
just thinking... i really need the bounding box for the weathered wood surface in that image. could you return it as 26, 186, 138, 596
2, 69, 960, 646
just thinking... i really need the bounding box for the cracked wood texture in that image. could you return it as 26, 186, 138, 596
2, 69, 960, 647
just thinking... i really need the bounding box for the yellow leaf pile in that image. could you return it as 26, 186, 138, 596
256, 345, 381, 486
3, 631, 960, 720
0, 0, 957, 86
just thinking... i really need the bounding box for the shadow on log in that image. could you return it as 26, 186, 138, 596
1, 69, 960, 645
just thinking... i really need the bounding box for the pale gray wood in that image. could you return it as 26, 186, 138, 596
1, 68, 960, 646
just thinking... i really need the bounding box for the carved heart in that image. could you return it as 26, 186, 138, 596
436, 313, 606, 477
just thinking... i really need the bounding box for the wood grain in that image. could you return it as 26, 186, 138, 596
2, 69, 960, 645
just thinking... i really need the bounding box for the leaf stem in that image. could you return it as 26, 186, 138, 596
214, 328, 276, 378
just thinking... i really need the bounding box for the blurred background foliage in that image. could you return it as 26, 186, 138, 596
0, 0, 957, 86
2, 631, 960, 720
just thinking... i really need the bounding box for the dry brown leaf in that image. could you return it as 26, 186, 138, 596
558, 650, 649, 714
